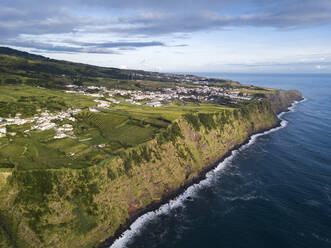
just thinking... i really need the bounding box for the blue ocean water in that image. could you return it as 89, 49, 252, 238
111, 74, 331, 248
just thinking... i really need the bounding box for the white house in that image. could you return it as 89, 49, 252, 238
89, 108, 100, 113
54, 132, 67, 139
0, 127, 6, 137
146, 101, 162, 107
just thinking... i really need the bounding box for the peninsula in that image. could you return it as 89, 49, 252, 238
0, 47, 302, 248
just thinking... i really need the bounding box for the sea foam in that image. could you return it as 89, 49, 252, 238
110, 98, 305, 248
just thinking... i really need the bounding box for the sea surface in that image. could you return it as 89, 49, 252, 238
110, 73, 331, 248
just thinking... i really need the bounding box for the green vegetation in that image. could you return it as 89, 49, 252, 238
0, 47, 302, 248
0, 85, 96, 117
0, 47, 242, 91
0, 84, 233, 170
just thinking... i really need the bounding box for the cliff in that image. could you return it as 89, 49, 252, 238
266, 90, 303, 114
0, 91, 302, 248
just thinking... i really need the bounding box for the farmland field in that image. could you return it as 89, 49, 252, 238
0, 84, 233, 170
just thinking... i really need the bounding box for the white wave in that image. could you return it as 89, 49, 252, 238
109, 98, 305, 248
223, 194, 268, 202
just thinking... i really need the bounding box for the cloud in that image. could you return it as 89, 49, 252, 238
107, 2, 331, 35
1, 0, 331, 54
221, 60, 331, 68
2, 40, 166, 54
0, 8, 94, 38
1, 40, 118, 54
315, 65, 327, 70
2, 1, 331, 37
70, 41, 165, 48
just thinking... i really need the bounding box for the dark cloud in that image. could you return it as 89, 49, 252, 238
110, 2, 331, 35
2, 40, 166, 54
0, 8, 96, 38
171, 44, 189, 47
2, 40, 117, 54
71, 41, 165, 48
0, 0, 249, 12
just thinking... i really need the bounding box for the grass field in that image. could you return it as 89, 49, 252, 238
0, 48, 252, 171
0, 47, 238, 170
0, 85, 97, 117
0, 85, 233, 170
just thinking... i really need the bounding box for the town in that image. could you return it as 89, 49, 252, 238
0, 83, 252, 140
0, 108, 81, 139
66, 84, 253, 109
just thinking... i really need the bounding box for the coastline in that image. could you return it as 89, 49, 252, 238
98, 98, 304, 248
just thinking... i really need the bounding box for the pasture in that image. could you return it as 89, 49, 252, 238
0, 85, 232, 170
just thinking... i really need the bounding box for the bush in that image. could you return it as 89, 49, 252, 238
107, 168, 117, 180
15, 170, 54, 204
183, 113, 201, 131
198, 113, 216, 130
140, 145, 151, 162
156, 122, 183, 145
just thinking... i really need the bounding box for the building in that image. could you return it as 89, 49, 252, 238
146, 101, 162, 107
0, 127, 6, 138
89, 108, 100, 113
54, 132, 67, 139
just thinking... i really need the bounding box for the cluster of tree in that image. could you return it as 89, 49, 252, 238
118, 143, 157, 176
183, 113, 201, 131
198, 113, 217, 130
156, 122, 183, 145
0, 101, 36, 118
253, 93, 266, 98
184, 112, 219, 132
212, 96, 238, 107
0, 78, 21, 85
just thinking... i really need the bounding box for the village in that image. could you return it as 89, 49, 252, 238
0, 108, 81, 139
0, 84, 252, 140
66, 84, 253, 109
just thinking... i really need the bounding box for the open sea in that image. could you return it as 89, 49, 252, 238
110, 73, 331, 248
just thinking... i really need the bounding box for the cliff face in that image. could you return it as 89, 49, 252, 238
0, 91, 301, 248
266, 90, 302, 114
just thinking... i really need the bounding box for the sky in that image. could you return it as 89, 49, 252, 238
1, 0, 331, 73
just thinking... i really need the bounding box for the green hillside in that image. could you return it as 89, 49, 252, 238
0, 85, 231, 170
0, 47, 240, 90
0, 47, 242, 171
0, 47, 302, 248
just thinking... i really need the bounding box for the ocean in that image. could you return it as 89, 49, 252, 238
110, 73, 331, 248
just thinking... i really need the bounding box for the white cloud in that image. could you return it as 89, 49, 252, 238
2, 0, 331, 72
315, 65, 326, 70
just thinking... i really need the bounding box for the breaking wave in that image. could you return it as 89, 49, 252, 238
109, 98, 305, 248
